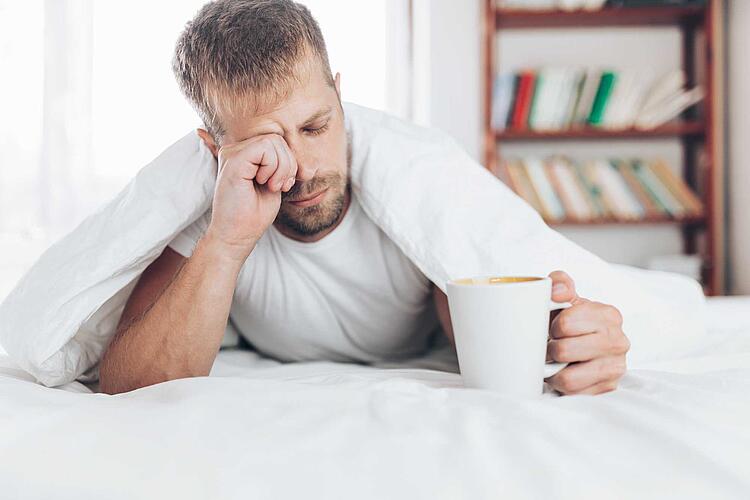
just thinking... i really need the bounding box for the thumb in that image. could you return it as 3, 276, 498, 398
548, 270, 578, 304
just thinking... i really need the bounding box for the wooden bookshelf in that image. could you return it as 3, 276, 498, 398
495, 121, 705, 141
547, 213, 706, 226
494, 5, 705, 28
482, 0, 725, 295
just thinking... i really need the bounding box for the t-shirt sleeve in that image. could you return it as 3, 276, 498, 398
167, 209, 212, 258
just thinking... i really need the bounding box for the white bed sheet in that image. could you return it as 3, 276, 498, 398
1, 296, 749, 500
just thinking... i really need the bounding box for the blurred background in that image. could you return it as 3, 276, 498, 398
1, 0, 748, 299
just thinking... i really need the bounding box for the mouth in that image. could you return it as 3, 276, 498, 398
287, 187, 329, 208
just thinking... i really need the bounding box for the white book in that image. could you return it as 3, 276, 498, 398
639, 69, 686, 116
492, 73, 516, 131
602, 71, 628, 129
635, 87, 704, 129
554, 69, 579, 130
618, 70, 652, 129
550, 158, 592, 219
524, 157, 565, 220
594, 160, 642, 219
608, 161, 645, 217
533, 68, 563, 131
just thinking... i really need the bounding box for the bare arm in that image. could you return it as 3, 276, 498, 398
98, 238, 244, 394
99, 132, 299, 394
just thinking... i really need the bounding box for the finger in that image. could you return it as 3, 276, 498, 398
253, 137, 280, 185
575, 379, 619, 396
545, 355, 626, 395
547, 331, 617, 363
267, 136, 296, 192
548, 270, 578, 304
550, 300, 622, 339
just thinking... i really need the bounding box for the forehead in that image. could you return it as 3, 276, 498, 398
221, 63, 336, 143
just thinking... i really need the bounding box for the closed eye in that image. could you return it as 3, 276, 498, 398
303, 122, 329, 136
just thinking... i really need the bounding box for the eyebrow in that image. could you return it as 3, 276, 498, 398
300, 106, 333, 128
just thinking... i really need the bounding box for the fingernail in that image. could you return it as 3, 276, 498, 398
284, 178, 295, 190
553, 283, 567, 295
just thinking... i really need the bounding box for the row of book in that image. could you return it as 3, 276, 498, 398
495, 156, 704, 222
491, 68, 704, 132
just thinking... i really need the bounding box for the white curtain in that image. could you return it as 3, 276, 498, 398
0, 0, 413, 246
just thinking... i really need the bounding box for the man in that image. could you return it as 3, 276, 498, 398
99, 0, 629, 395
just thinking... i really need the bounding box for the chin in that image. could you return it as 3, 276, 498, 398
277, 187, 346, 237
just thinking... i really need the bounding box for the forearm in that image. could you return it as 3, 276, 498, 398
99, 235, 246, 394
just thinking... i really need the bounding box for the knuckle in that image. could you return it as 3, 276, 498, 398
618, 334, 631, 354
550, 340, 570, 362
555, 371, 575, 393
605, 305, 623, 326
556, 312, 573, 335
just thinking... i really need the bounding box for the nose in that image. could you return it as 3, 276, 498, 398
292, 149, 318, 182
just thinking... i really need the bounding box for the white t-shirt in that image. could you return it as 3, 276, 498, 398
167, 195, 440, 363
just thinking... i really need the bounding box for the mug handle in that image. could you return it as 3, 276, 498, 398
543, 300, 573, 378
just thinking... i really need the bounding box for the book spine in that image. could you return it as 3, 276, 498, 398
544, 158, 575, 220
588, 71, 616, 126
550, 158, 593, 220
505, 73, 521, 129
507, 160, 546, 216
649, 160, 704, 216
524, 158, 565, 221
572, 162, 607, 218
511, 71, 534, 129
632, 160, 685, 217
616, 160, 665, 218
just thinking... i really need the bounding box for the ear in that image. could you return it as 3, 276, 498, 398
334, 72, 341, 100
196, 128, 219, 158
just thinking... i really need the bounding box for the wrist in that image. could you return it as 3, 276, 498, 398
199, 229, 258, 267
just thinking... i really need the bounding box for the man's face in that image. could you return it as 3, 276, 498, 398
208, 63, 349, 238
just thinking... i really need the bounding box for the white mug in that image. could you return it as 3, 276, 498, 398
446, 276, 572, 397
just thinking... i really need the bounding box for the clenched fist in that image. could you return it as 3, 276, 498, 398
545, 270, 630, 395
205, 133, 298, 262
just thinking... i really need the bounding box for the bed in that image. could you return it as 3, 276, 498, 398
1, 295, 749, 499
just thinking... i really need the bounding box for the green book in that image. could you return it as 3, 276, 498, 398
587, 71, 616, 126
631, 160, 670, 214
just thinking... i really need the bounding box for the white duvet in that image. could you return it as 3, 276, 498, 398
0, 102, 706, 386
1, 297, 749, 500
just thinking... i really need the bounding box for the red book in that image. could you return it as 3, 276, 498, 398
511, 70, 536, 130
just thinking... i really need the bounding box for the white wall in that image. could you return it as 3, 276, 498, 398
728, 0, 750, 294
415, 1, 695, 269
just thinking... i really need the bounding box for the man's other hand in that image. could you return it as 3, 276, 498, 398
545, 270, 630, 395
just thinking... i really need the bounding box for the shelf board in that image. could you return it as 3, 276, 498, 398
495, 121, 705, 141
546, 214, 706, 226
495, 6, 706, 29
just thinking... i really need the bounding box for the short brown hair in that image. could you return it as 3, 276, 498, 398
172, 0, 334, 142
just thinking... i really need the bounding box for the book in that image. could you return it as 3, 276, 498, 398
616, 160, 666, 218
505, 159, 546, 215
649, 160, 704, 216
573, 69, 602, 126
588, 71, 617, 126
523, 158, 566, 221
548, 157, 593, 220
511, 70, 537, 129
491, 73, 517, 131
599, 160, 645, 219
631, 160, 686, 217
571, 162, 607, 218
